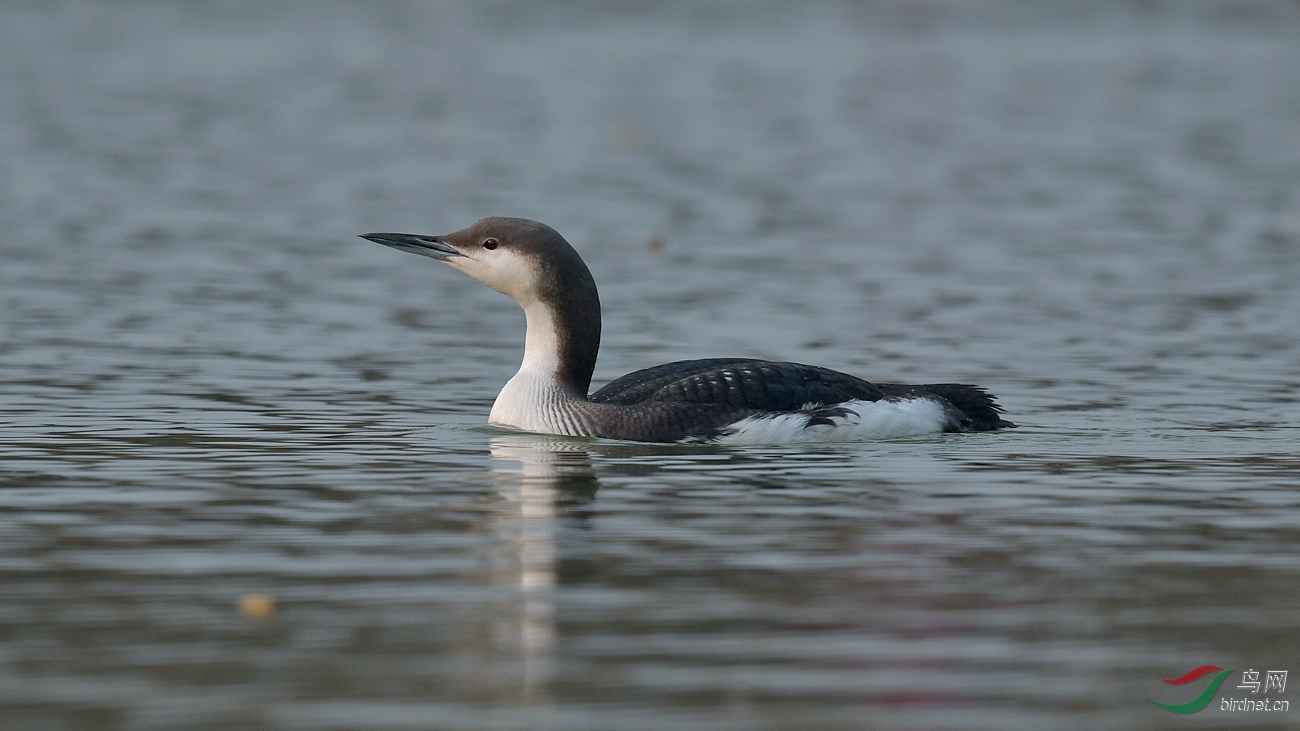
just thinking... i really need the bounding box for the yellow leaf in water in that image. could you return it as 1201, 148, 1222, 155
239, 593, 276, 618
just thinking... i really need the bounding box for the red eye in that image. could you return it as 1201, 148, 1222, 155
483, 238, 499, 250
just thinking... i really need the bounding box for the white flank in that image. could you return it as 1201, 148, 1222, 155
715, 398, 950, 445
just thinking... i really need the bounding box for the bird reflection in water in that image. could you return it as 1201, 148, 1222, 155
488, 435, 599, 704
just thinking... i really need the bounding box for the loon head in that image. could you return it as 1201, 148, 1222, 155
361, 217, 593, 308
361, 217, 602, 394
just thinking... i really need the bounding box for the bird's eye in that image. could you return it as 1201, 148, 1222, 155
483, 238, 499, 250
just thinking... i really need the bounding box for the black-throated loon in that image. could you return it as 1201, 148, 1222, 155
361, 217, 1013, 444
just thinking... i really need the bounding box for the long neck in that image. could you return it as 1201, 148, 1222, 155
518, 273, 601, 398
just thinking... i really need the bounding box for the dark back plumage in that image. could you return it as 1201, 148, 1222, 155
590, 358, 1012, 432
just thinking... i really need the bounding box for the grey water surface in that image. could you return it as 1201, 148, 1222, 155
2, 2, 1299, 730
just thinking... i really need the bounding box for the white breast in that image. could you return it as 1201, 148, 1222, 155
489, 371, 587, 437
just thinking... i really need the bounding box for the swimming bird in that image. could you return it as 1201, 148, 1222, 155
361, 217, 1013, 443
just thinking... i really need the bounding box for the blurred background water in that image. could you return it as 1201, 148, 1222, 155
2, 1, 1299, 729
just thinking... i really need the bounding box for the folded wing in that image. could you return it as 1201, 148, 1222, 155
590, 358, 883, 409
591, 358, 1011, 431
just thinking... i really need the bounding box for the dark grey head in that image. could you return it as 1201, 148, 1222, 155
361, 217, 602, 395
